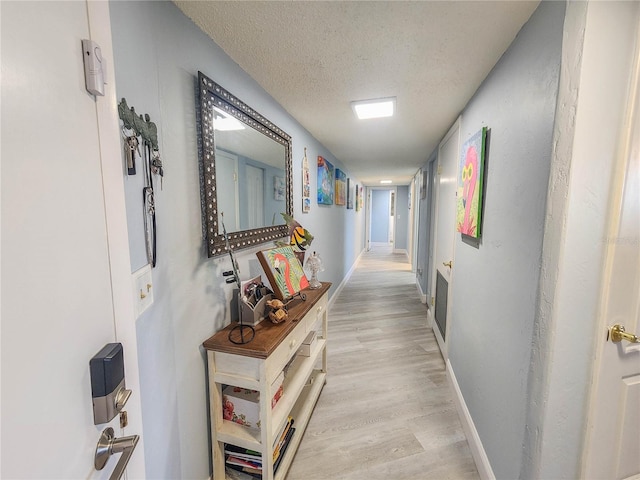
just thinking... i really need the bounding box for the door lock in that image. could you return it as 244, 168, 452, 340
608, 324, 640, 344
443, 261, 453, 268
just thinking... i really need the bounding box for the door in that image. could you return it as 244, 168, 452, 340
370, 189, 392, 246
216, 150, 240, 231
584, 18, 640, 478
1, 2, 145, 478
410, 173, 420, 272
430, 118, 460, 357
389, 190, 396, 243
245, 164, 264, 229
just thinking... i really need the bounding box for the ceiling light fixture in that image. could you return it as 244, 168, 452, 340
380, 180, 393, 184
351, 97, 396, 120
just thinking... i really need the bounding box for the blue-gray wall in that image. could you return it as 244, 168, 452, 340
109, 2, 365, 478
447, 2, 565, 479
370, 189, 390, 243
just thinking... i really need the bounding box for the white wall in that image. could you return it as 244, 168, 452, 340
109, 2, 365, 478
523, 2, 640, 478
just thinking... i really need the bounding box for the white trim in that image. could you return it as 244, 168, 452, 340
416, 279, 428, 304
328, 248, 365, 312
447, 360, 496, 480
86, 2, 146, 476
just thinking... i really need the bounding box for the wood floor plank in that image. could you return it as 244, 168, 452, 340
286, 246, 479, 479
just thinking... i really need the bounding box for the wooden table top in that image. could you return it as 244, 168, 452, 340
203, 282, 331, 359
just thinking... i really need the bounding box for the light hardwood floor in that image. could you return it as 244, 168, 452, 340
286, 246, 480, 480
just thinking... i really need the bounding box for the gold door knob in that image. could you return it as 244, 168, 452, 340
608, 324, 640, 344
443, 261, 453, 268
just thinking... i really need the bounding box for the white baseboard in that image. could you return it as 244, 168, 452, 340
416, 279, 428, 304
328, 248, 364, 312
446, 360, 496, 480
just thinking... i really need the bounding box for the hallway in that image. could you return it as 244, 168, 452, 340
287, 247, 479, 479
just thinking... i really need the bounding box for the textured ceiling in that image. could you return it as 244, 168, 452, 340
175, 1, 539, 185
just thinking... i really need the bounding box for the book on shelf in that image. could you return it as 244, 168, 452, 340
225, 444, 262, 476
226, 455, 261, 470
273, 416, 294, 449
226, 464, 261, 479
273, 426, 296, 475
225, 445, 261, 461
224, 419, 295, 477
225, 465, 259, 480
273, 416, 294, 462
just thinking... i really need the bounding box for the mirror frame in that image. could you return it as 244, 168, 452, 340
197, 72, 293, 257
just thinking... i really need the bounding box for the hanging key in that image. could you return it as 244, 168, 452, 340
126, 136, 140, 175
151, 150, 164, 189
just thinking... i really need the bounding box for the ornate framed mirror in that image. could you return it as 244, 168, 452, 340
197, 72, 293, 257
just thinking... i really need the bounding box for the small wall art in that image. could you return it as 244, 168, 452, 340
302, 147, 311, 213
355, 184, 360, 212
358, 185, 364, 211
347, 178, 354, 209
457, 127, 487, 239
317, 156, 334, 205
274, 176, 285, 201
256, 246, 310, 301
335, 169, 346, 206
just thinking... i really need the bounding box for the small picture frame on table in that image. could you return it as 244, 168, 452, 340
256, 246, 309, 301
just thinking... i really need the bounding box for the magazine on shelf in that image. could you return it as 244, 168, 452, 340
273, 427, 296, 475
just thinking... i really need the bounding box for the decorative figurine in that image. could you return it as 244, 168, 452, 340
266, 298, 288, 324
304, 251, 324, 289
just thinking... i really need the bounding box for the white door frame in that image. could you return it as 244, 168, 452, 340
215, 150, 240, 230
410, 172, 421, 273
426, 156, 438, 310
388, 189, 395, 244
88, 3, 146, 476
367, 186, 397, 249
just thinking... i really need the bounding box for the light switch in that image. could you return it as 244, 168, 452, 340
132, 264, 153, 317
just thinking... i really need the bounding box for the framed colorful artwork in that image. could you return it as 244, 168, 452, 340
317, 156, 334, 205
347, 178, 354, 209
358, 185, 364, 211
355, 184, 360, 211
457, 127, 487, 239
274, 176, 285, 201
335, 169, 346, 206
256, 246, 310, 300
302, 147, 311, 213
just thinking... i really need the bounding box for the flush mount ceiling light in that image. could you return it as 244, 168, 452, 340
351, 97, 396, 120
380, 180, 393, 184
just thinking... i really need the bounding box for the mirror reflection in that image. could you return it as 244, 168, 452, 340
214, 108, 287, 231
198, 72, 292, 257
